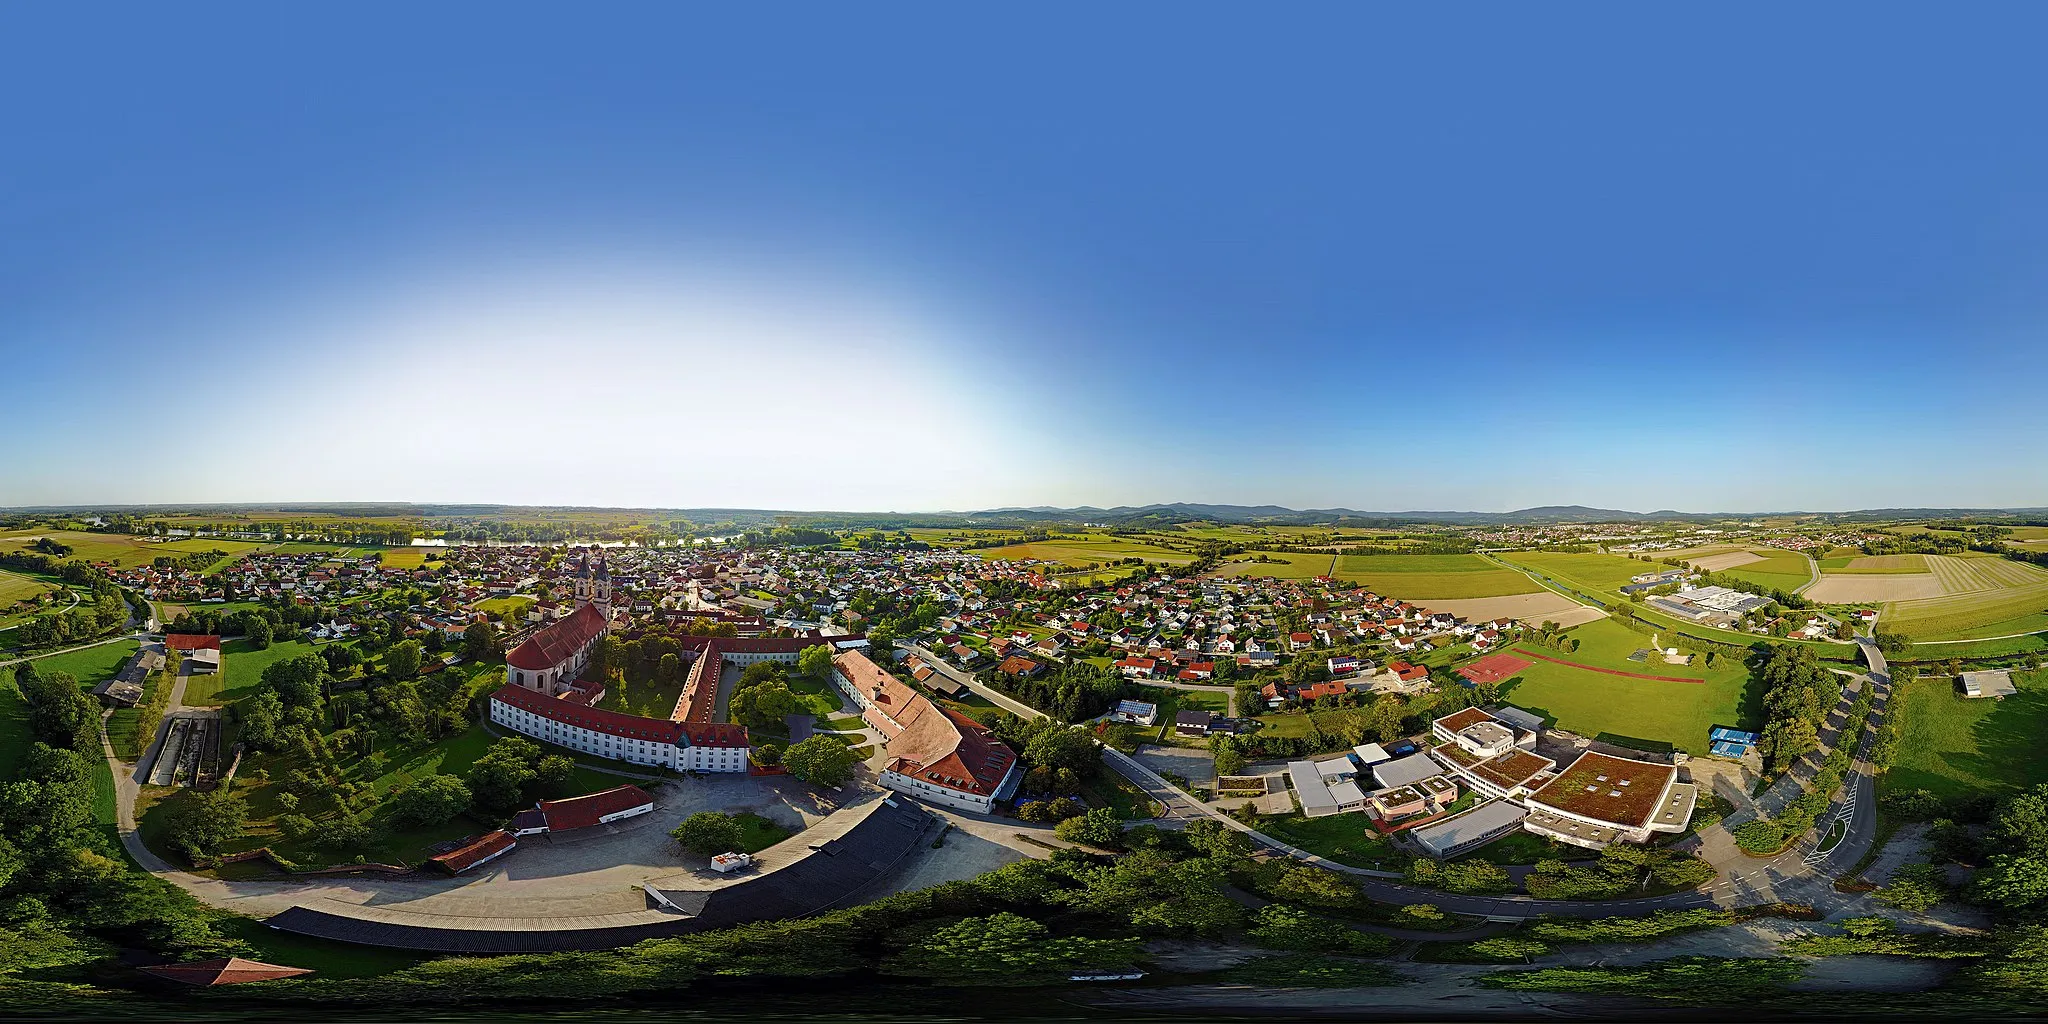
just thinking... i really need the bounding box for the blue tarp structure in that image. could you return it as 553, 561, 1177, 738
1708, 726, 1759, 758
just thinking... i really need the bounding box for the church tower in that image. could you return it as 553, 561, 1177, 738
572, 550, 592, 607
592, 550, 613, 619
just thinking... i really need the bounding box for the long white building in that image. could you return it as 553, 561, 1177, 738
832, 651, 1021, 813
488, 684, 750, 773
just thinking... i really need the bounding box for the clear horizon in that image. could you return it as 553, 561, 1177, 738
6, 4, 2047, 511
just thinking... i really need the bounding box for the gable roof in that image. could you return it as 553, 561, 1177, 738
141, 957, 311, 985
538, 784, 654, 831
165, 633, 221, 651
506, 602, 606, 671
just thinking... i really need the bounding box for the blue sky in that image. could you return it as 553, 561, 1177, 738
4, 4, 2046, 512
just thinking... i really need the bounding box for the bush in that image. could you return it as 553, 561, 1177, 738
1733, 819, 1791, 854
672, 812, 745, 856
1054, 807, 1125, 848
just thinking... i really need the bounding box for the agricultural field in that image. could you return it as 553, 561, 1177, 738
375, 546, 438, 570
976, 533, 1197, 568
1818, 554, 1928, 574
1869, 556, 2048, 640
1209, 551, 1337, 580
1713, 548, 1812, 594
1493, 551, 1664, 595
0, 570, 62, 628
1882, 669, 2048, 800
1333, 553, 1538, 600
477, 595, 536, 620
0, 530, 267, 569
1491, 619, 1758, 755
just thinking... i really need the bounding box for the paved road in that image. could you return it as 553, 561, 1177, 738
898, 638, 1900, 920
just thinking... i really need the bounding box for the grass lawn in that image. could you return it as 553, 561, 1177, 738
1134, 685, 1230, 743
1258, 813, 1408, 871
216, 915, 431, 979
1333, 553, 1538, 600
1491, 619, 1760, 754
597, 674, 686, 719
732, 811, 792, 852
29, 638, 140, 687
105, 666, 170, 759
1904, 633, 2048, 661
476, 595, 535, 620
1083, 769, 1160, 820
185, 638, 318, 706
1452, 828, 1594, 865
1882, 669, 2048, 800
785, 671, 845, 718
1254, 712, 1318, 739
0, 669, 29, 780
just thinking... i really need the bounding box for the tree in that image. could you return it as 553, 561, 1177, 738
783, 735, 858, 788
1270, 863, 1359, 908
1872, 863, 1946, 914
1023, 724, 1099, 774
731, 679, 797, 728
463, 621, 501, 661
1054, 807, 1125, 848
467, 736, 542, 811
163, 788, 249, 859
1211, 736, 1247, 777
1182, 818, 1252, 860
535, 754, 574, 790
390, 774, 472, 828
671, 811, 745, 855
887, 912, 1141, 982
244, 615, 273, 649
1470, 935, 1550, 960
798, 644, 835, 680
386, 640, 423, 679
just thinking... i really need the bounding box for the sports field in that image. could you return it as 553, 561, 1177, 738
1882, 669, 2048, 800
1488, 619, 1756, 754
1333, 553, 1538, 599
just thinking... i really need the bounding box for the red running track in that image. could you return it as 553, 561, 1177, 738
1516, 648, 1705, 684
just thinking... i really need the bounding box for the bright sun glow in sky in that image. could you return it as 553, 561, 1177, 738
4, 4, 2048, 513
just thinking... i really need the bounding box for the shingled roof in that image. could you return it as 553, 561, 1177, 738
506, 602, 606, 671
141, 957, 311, 985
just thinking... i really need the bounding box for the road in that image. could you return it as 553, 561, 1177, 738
898, 637, 1898, 920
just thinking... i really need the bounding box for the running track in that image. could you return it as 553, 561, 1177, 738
1516, 648, 1705, 684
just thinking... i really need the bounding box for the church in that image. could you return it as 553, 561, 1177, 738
505, 550, 614, 695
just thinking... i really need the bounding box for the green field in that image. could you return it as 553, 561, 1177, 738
1820, 554, 1928, 574
1333, 553, 1538, 599
1210, 551, 1337, 580
184, 638, 318, 707
377, 546, 437, 570
477, 595, 536, 619
27, 638, 141, 687
1491, 619, 1758, 754
1496, 551, 1666, 595
1883, 670, 2048, 800
0, 530, 267, 569
978, 533, 1197, 568
1719, 549, 1812, 594
0, 571, 60, 624
1880, 556, 2048, 639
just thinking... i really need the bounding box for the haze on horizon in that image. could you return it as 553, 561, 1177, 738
5, 4, 2047, 515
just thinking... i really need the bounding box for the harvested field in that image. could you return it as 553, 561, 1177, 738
1805, 574, 1947, 603
1410, 592, 1605, 628
1689, 551, 1765, 572
1659, 543, 1745, 560
1828, 554, 1929, 573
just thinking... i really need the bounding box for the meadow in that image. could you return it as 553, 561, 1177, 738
184, 638, 320, 706
1882, 669, 2048, 800
1718, 548, 1813, 594
1492, 618, 1758, 754
1333, 553, 1537, 599
31, 638, 142, 686
1493, 551, 1664, 594
0, 668, 29, 780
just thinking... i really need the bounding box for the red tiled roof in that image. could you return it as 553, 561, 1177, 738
429, 830, 517, 873
538, 784, 653, 831
996, 655, 1040, 676
490, 684, 685, 744
141, 957, 311, 985
506, 603, 607, 671
165, 634, 221, 651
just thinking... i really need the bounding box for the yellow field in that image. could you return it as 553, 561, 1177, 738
376, 546, 437, 569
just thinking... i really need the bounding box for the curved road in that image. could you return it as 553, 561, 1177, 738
901, 638, 1894, 920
